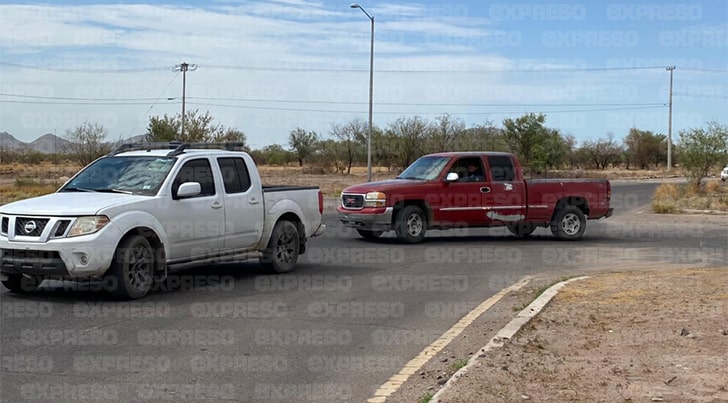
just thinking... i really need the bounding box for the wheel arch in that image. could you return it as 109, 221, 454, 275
272, 212, 306, 254
115, 227, 166, 276
392, 199, 433, 227
551, 196, 590, 221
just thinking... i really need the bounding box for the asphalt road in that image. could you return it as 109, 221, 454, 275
1, 182, 726, 402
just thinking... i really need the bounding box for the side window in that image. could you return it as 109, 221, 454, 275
488, 156, 515, 182
452, 157, 485, 182
218, 157, 251, 194
173, 158, 216, 197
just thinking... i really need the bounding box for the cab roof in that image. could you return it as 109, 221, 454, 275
423, 151, 515, 158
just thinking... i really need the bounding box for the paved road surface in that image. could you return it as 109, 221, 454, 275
1, 182, 725, 402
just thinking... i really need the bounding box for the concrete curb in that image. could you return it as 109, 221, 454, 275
430, 276, 590, 403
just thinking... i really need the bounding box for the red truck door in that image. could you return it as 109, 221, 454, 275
436, 156, 491, 226
483, 155, 526, 223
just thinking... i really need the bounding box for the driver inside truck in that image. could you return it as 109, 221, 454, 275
462, 160, 484, 182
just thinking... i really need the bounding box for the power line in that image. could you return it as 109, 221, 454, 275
125, 71, 182, 137
0, 61, 687, 74
0, 93, 667, 108
673, 92, 728, 100
185, 101, 665, 115
0, 61, 166, 73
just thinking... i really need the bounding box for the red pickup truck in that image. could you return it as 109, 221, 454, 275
337, 152, 613, 243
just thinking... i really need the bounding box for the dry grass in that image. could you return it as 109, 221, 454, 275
651, 181, 728, 213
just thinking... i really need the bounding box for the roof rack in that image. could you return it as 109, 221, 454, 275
108, 142, 247, 157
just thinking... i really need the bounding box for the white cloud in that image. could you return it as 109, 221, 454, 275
0, 2, 724, 147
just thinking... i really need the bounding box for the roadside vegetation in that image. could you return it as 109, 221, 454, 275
1, 112, 726, 208
651, 181, 728, 213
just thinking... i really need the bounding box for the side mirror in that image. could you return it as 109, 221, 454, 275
445, 172, 459, 182
176, 182, 201, 198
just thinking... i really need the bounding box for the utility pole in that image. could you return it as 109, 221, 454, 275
666, 66, 675, 172
172, 62, 198, 139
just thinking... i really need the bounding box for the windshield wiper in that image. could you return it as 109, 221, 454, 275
397, 176, 420, 180
94, 188, 134, 194
60, 187, 94, 192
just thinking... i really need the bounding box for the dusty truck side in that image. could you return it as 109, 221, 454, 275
338, 151, 612, 243
0, 142, 325, 299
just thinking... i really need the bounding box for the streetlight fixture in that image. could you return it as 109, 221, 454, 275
350, 3, 374, 182
172, 62, 198, 139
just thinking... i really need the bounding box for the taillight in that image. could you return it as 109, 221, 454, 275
318, 190, 324, 215
606, 181, 611, 201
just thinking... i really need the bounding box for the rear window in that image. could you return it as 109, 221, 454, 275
487, 156, 516, 181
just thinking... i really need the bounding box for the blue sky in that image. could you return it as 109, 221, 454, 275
0, 0, 726, 149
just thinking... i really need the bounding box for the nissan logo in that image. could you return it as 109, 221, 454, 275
23, 221, 37, 234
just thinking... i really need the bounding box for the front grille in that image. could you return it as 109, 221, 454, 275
54, 220, 71, 237
1, 217, 7, 235
341, 194, 364, 209
14, 217, 50, 237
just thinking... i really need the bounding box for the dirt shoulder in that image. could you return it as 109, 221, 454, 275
434, 267, 728, 403
386, 211, 728, 403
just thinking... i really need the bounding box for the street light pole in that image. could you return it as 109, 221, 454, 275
350, 3, 374, 182
172, 62, 198, 139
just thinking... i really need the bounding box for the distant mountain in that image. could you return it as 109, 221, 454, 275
30, 133, 73, 154
0, 132, 148, 154
0, 132, 26, 151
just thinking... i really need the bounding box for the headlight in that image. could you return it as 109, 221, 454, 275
364, 191, 386, 207
68, 216, 110, 237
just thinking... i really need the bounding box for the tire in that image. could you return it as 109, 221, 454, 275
506, 222, 536, 238
550, 205, 586, 241
394, 205, 427, 244
356, 229, 384, 240
1, 273, 42, 293
260, 221, 300, 273
108, 235, 155, 300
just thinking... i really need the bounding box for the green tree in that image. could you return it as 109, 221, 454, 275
145, 114, 179, 142
288, 127, 319, 166
677, 121, 728, 187
623, 128, 666, 169
502, 113, 551, 170
63, 121, 111, 167
145, 110, 248, 149
502, 113, 572, 173
209, 128, 248, 148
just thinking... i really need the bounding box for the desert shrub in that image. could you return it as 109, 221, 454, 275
705, 180, 722, 194
651, 183, 681, 213
651, 201, 678, 213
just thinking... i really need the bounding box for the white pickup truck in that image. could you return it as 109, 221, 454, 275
0, 142, 325, 299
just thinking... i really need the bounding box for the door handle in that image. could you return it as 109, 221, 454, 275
480, 187, 491, 194
249, 198, 260, 205
211, 201, 223, 209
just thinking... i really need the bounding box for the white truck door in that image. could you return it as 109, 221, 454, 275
216, 156, 265, 250
162, 158, 225, 260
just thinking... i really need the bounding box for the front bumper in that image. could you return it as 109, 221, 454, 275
337, 207, 394, 232
0, 223, 123, 278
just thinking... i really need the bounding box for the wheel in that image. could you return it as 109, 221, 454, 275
108, 235, 155, 299
506, 222, 536, 238
260, 221, 300, 273
1, 273, 42, 293
550, 206, 586, 241
394, 205, 427, 244
356, 229, 384, 240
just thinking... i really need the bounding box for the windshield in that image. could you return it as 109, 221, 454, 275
397, 156, 451, 180
60, 156, 176, 196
